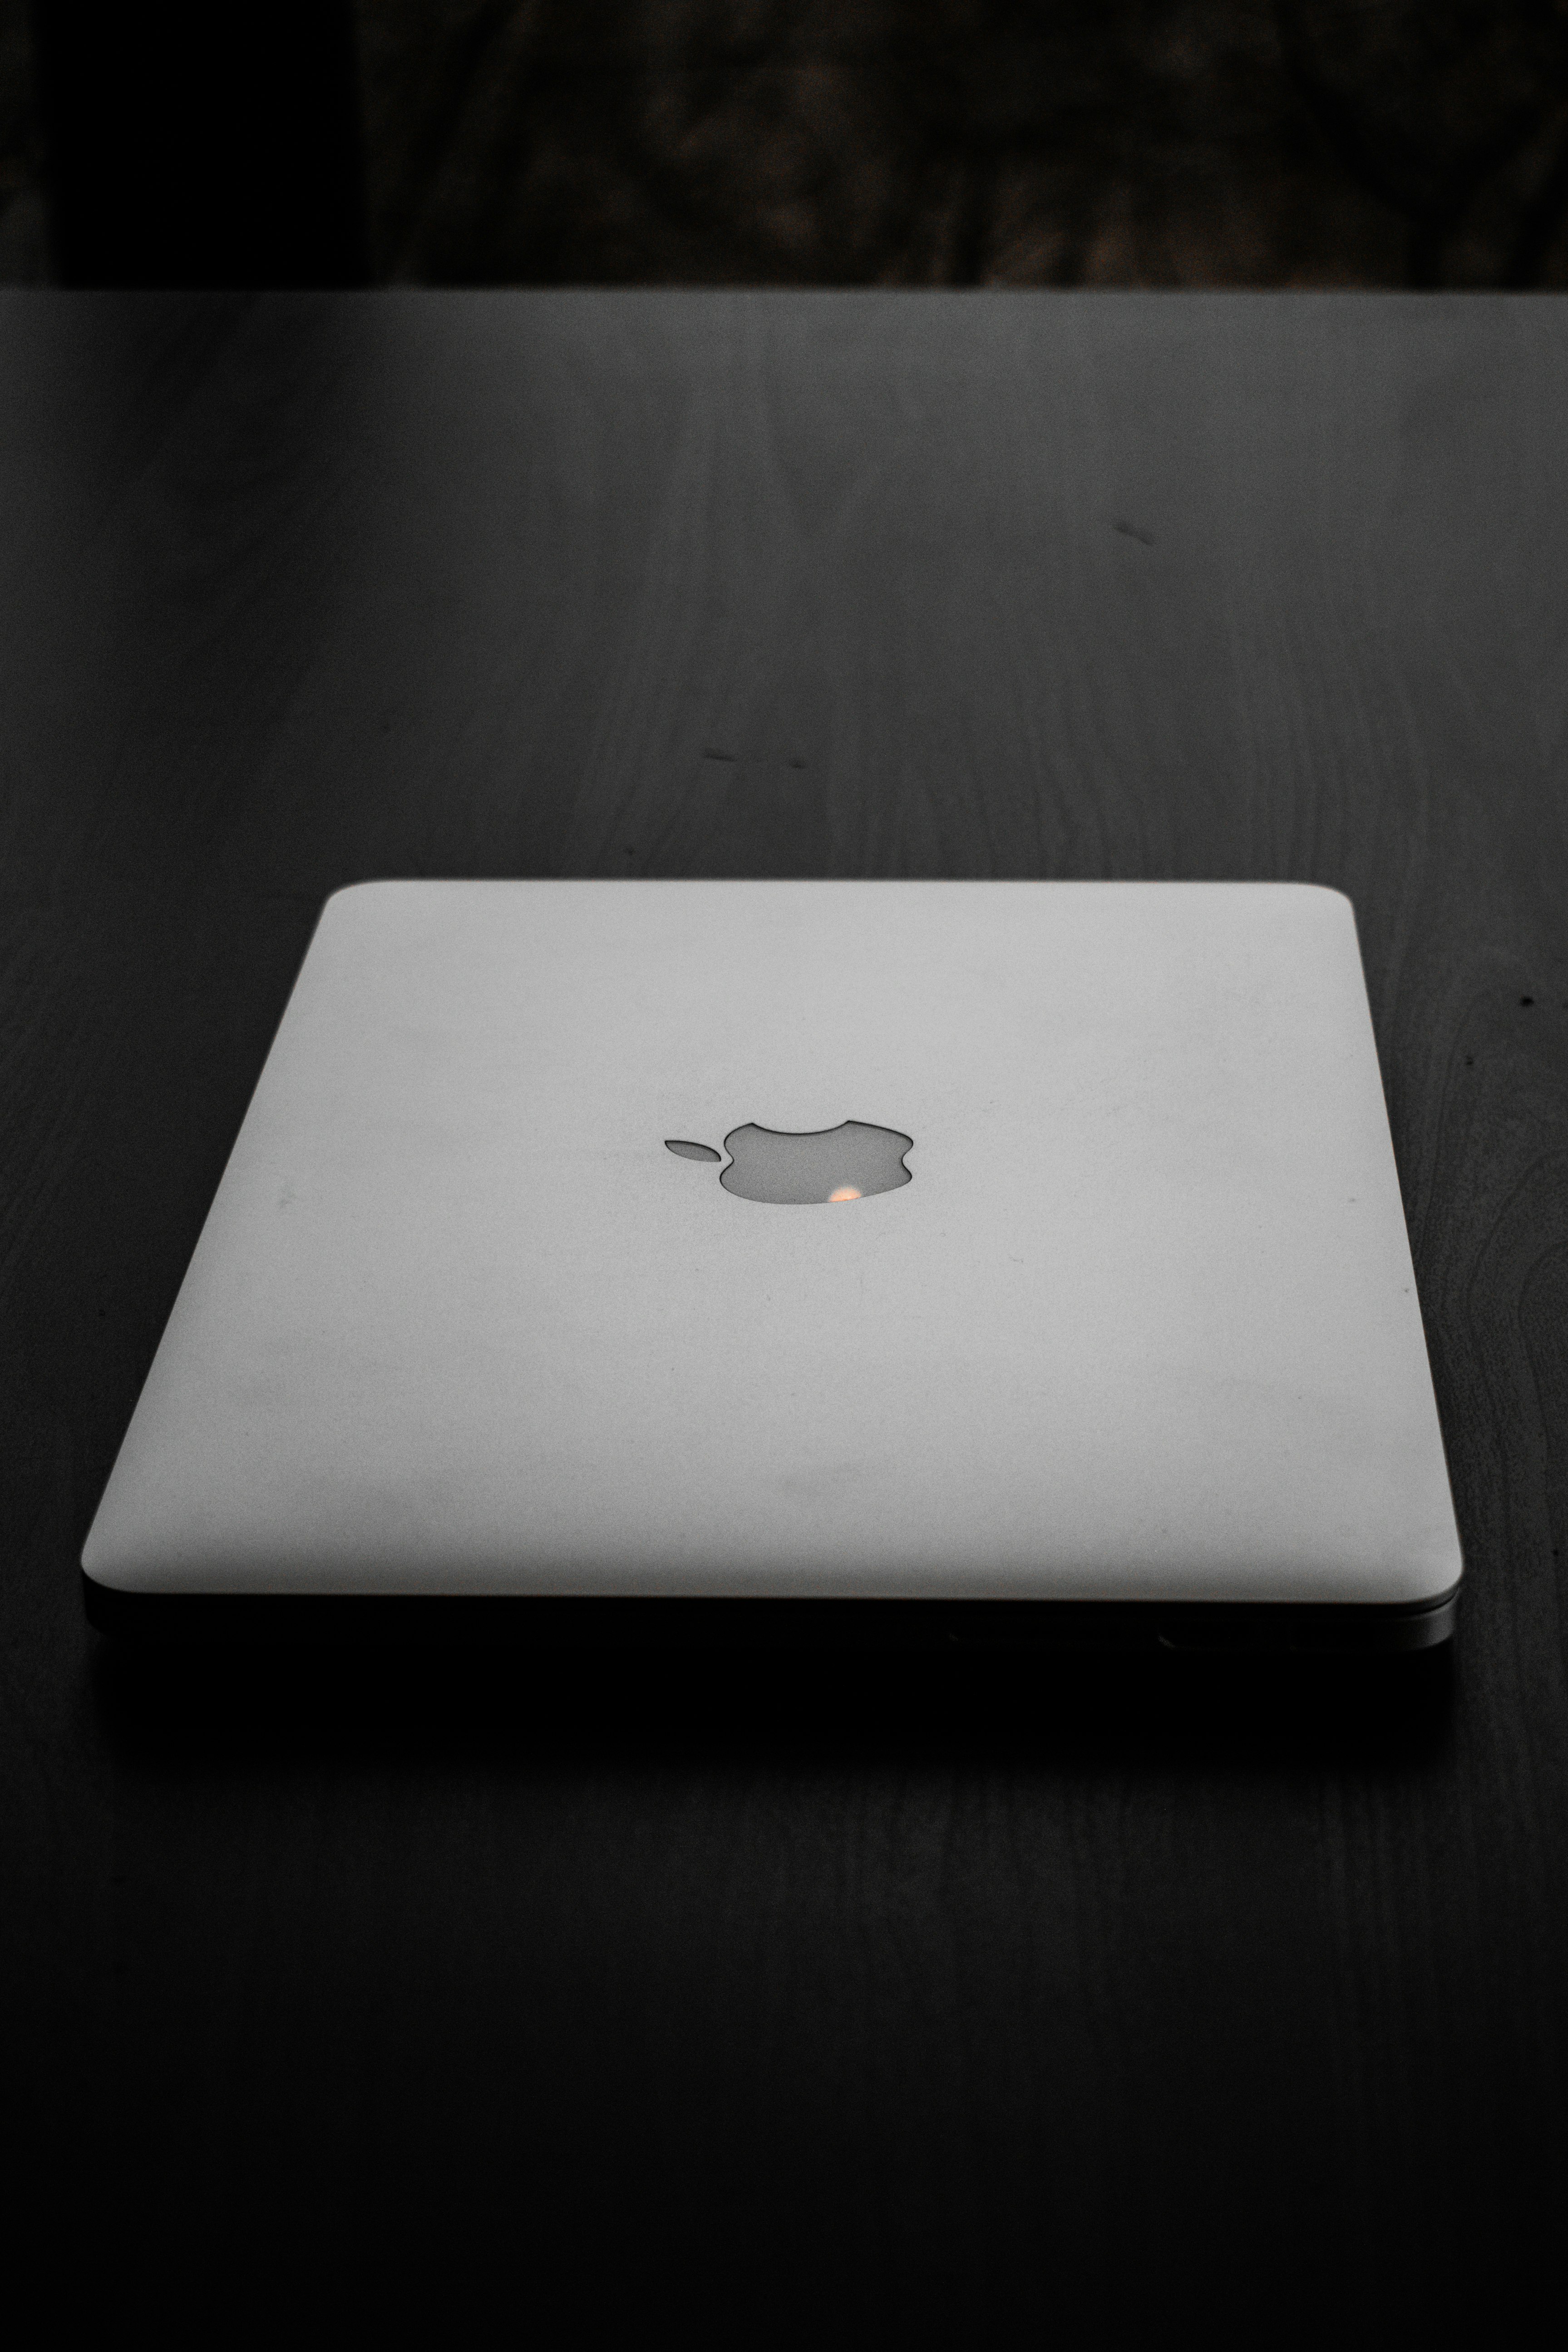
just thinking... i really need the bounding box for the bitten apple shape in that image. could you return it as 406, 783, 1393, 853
665, 1121, 913, 1205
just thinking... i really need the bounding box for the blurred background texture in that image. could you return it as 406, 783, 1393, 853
4, 1, 1568, 287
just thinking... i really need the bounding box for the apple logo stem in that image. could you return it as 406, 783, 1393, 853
665, 1122, 912, 1205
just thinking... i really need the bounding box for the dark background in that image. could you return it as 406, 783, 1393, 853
4, 2, 1568, 287
2, 284, 1566, 2333
3, 6, 1568, 2340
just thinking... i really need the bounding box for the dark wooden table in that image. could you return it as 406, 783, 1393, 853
4, 290, 1566, 2332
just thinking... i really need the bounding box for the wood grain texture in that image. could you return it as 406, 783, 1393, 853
2, 289, 1567, 2329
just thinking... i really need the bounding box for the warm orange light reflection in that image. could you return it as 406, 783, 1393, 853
828, 1187, 861, 1202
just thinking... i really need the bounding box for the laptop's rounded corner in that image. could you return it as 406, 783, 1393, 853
319, 878, 404, 922
81, 1523, 159, 1603
80, 1558, 132, 1634
1392, 1564, 1463, 1649
1283, 880, 1358, 924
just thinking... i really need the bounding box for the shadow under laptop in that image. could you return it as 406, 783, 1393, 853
89, 1633, 1456, 1782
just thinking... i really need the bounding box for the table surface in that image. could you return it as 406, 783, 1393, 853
3, 289, 1567, 2327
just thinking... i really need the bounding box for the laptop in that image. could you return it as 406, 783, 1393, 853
81, 880, 1462, 1650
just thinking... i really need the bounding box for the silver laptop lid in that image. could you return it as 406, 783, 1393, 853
82, 881, 1462, 1608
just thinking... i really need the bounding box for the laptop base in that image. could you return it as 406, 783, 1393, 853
84, 1578, 1459, 1652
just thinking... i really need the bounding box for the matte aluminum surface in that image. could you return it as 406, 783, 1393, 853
82, 880, 1463, 1607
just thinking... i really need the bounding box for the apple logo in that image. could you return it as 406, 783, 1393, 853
665, 1121, 913, 1205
